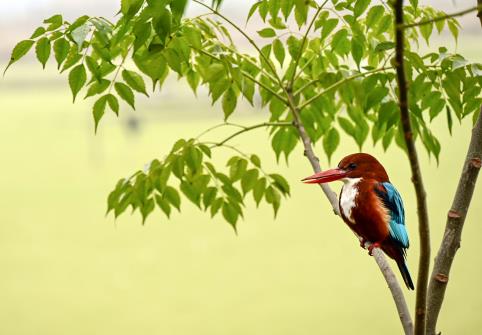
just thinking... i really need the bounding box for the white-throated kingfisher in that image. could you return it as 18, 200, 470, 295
302, 153, 414, 290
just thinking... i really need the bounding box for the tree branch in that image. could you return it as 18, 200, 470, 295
209, 122, 293, 147
394, 1, 431, 334
286, 88, 414, 335
426, 110, 482, 334
400, 5, 482, 29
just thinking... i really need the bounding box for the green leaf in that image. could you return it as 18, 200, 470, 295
273, 39, 285, 67
35, 37, 51, 69
222, 88, 237, 120
222, 202, 239, 229
351, 38, 363, 68
31, 27, 46, 39
93, 95, 108, 132
250, 154, 261, 168
68, 64, 87, 102
264, 186, 281, 217
375, 41, 395, 52
241, 169, 259, 194
210, 198, 223, 217
247, 1, 261, 22
121, 0, 144, 16
353, 0, 370, 17
155, 195, 171, 218
115, 82, 136, 110
202, 187, 217, 209
71, 23, 90, 50
338, 117, 356, 137
122, 69, 148, 96
323, 128, 340, 162
85, 79, 110, 98
253, 177, 266, 206
43, 14, 63, 31
257, 28, 276, 38
61, 47, 82, 72
447, 19, 459, 41
106, 93, 119, 115
366, 6, 384, 28
4, 40, 35, 74
183, 26, 202, 49
269, 173, 290, 196
180, 181, 201, 207
53, 38, 70, 69
331, 29, 350, 55
133, 48, 168, 89
164, 186, 181, 211
321, 18, 338, 40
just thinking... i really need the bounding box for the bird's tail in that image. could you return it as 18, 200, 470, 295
397, 260, 415, 290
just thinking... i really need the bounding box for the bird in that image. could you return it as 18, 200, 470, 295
302, 153, 414, 290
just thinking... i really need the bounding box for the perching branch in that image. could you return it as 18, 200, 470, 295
400, 5, 482, 29
425, 110, 482, 335
285, 89, 414, 335
394, 1, 431, 335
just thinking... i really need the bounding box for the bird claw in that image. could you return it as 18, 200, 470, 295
359, 238, 367, 249
368, 242, 381, 256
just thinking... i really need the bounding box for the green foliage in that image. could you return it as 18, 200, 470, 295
106, 139, 289, 229
5, 0, 482, 227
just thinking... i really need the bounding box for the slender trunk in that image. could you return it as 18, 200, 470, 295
393, 1, 431, 334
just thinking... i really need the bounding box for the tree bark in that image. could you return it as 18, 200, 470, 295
426, 109, 482, 334
394, 1, 431, 334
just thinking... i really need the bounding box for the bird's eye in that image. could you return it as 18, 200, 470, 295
347, 163, 357, 170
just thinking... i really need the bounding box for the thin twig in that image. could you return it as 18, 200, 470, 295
394, 1, 431, 334
195, 122, 246, 140
211, 122, 292, 147
401, 5, 482, 29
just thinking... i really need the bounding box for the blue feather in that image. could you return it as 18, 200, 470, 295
375, 182, 409, 249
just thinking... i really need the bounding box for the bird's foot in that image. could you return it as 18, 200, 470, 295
368, 242, 381, 256
359, 238, 367, 249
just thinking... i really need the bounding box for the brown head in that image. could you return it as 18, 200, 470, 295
302, 153, 389, 184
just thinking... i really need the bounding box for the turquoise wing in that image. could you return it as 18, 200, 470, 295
375, 182, 409, 249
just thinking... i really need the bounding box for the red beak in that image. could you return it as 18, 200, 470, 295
302, 168, 347, 184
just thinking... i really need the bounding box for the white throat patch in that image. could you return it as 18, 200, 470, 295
340, 178, 362, 224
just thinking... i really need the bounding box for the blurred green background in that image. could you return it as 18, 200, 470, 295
1, 1, 481, 334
